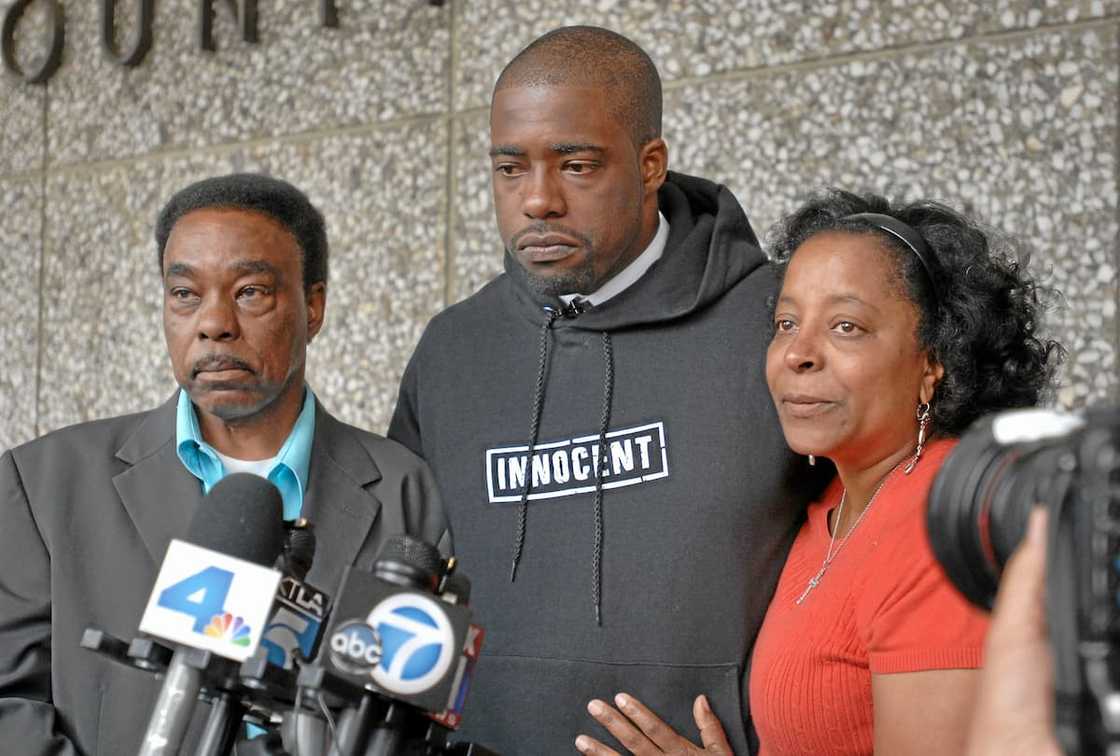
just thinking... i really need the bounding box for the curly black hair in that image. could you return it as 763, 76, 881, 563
155, 173, 328, 291
766, 189, 1064, 437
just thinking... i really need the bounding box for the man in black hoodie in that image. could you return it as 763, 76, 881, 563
390, 26, 816, 754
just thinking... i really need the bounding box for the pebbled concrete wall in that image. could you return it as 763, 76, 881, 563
1, 0, 1116, 451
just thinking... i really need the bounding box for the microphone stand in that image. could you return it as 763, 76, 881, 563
333, 694, 381, 756
138, 647, 215, 756
194, 690, 248, 756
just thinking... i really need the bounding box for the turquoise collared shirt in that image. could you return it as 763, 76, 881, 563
175, 387, 316, 521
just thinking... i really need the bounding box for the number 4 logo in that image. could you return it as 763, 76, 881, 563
158, 566, 233, 632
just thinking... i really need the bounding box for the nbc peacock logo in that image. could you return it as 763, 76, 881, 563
203, 613, 253, 647
143, 545, 283, 662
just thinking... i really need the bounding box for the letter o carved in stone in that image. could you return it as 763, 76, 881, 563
1, 0, 65, 85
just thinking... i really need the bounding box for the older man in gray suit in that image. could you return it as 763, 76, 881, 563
0, 174, 448, 755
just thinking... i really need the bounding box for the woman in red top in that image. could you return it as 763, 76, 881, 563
576, 191, 1061, 755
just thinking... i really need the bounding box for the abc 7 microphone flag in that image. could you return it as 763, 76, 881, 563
324, 566, 477, 715
332, 593, 455, 695
139, 539, 282, 662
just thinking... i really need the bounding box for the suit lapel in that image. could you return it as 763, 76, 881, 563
110, 396, 383, 592
112, 395, 203, 563
302, 403, 383, 593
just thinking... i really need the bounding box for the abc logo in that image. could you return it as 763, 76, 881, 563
329, 621, 382, 675
367, 593, 455, 696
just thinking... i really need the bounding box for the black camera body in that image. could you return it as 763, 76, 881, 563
927, 405, 1120, 755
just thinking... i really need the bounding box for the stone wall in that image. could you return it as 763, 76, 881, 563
1, 0, 1117, 452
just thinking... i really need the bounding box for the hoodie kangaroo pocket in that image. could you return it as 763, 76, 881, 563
456, 653, 748, 756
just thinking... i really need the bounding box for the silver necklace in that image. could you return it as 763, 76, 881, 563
794, 466, 899, 605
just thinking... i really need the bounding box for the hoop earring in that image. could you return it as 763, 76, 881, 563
904, 402, 932, 475
808, 454, 816, 466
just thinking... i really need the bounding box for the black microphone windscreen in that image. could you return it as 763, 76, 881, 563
280, 524, 316, 581
375, 534, 442, 577
185, 473, 284, 567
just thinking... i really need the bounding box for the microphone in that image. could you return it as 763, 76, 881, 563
228, 521, 332, 751
293, 535, 481, 756
279, 520, 315, 581
135, 474, 285, 756
327, 536, 471, 714
259, 520, 331, 671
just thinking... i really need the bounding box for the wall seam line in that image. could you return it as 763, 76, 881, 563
38, 111, 448, 178
659, 14, 1120, 92
442, 0, 460, 308
1112, 20, 1120, 403
34, 84, 48, 438
1, 167, 45, 183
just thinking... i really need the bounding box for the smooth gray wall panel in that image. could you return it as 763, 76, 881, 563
37, 0, 450, 167
37, 120, 447, 437
453, 0, 1120, 111
0, 178, 41, 450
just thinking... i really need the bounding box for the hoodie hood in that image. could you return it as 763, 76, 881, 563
503, 170, 766, 329
498, 170, 767, 624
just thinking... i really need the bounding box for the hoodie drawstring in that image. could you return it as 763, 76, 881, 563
509, 302, 615, 626
591, 331, 614, 626
509, 306, 562, 583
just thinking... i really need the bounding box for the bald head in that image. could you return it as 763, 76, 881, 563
494, 26, 662, 146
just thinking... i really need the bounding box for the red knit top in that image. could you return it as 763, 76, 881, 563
748, 440, 988, 755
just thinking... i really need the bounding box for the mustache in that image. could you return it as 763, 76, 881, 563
508, 223, 593, 252
191, 354, 254, 378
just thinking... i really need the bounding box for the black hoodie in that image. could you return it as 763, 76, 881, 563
390, 172, 818, 754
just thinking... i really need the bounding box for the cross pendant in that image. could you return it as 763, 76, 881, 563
795, 566, 827, 605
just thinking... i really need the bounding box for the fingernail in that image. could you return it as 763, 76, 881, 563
588, 700, 604, 716
614, 692, 631, 709
575, 735, 591, 752
697, 694, 711, 714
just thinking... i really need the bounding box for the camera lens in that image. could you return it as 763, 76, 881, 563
927, 409, 1084, 609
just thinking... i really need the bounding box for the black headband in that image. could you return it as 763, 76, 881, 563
843, 212, 943, 302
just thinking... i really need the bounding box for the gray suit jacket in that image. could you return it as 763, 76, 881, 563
0, 395, 449, 756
